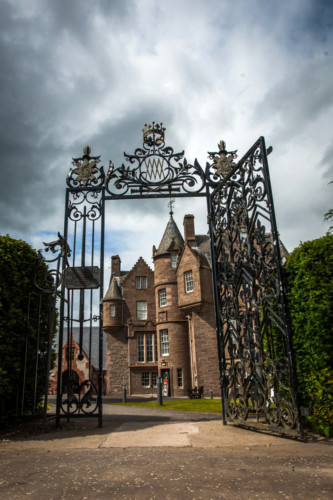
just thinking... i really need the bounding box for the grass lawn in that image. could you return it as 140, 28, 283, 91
109, 398, 222, 413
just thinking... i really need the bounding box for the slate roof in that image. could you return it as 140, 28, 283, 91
195, 234, 210, 254
191, 234, 211, 267
104, 275, 123, 300
155, 214, 184, 256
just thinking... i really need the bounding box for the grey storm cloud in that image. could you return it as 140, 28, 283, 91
0, 0, 332, 268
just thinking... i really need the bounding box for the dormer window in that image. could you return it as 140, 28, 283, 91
184, 270, 193, 293
136, 276, 147, 289
171, 254, 177, 268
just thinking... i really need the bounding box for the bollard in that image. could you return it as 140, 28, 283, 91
122, 384, 127, 404
210, 387, 213, 399
157, 376, 163, 406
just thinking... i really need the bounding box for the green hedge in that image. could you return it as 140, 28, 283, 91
285, 234, 333, 437
0, 235, 55, 421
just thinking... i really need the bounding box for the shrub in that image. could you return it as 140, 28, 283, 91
0, 235, 55, 421
285, 235, 333, 436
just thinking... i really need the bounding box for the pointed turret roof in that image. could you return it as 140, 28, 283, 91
104, 275, 122, 300
155, 214, 184, 256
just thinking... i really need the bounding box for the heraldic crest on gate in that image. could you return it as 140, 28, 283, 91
45, 122, 301, 434
105, 122, 207, 198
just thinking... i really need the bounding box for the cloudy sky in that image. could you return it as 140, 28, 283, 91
1, 0, 332, 280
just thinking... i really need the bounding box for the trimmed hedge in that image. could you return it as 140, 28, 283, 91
0, 235, 55, 421
285, 234, 333, 437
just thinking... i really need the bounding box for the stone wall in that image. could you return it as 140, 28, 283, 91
191, 302, 220, 397
177, 246, 202, 308
122, 257, 156, 325
130, 368, 159, 395
106, 331, 129, 397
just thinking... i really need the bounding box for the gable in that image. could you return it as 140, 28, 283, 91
122, 257, 153, 286
177, 244, 201, 271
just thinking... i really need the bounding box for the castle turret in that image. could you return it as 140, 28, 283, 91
153, 210, 190, 396
103, 273, 123, 329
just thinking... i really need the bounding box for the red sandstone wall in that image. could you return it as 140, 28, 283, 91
177, 246, 202, 308
104, 257, 157, 396
122, 258, 156, 325
191, 303, 220, 397
103, 298, 123, 329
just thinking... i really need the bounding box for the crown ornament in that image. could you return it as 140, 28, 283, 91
142, 121, 166, 149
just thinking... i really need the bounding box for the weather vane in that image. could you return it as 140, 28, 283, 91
168, 198, 175, 215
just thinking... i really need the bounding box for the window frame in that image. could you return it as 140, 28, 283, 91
171, 254, 177, 268
142, 371, 150, 387
146, 334, 153, 362
137, 334, 145, 362
136, 300, 147, 320
159, 288, 167, 307
184, 270, 193, 293
137, 333, 158, 363
136, 276, 147, 289
160, 329, 170, 356
141, 371, 158, 388
110, 304, 116, 317
177, 368, 183, 388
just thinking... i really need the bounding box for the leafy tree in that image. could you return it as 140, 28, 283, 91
0, 235, 55, 421
285, 235, 333, 437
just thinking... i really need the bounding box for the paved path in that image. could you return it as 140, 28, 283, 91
0, 403, 332, 499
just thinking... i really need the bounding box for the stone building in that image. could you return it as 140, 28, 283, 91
103, 212, 220, 398
49, 326, 106, 395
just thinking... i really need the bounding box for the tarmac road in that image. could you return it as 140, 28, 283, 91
0, 401, 332, 499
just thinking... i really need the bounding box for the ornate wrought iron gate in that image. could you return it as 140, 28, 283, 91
207, 137, 302, 434
49, 124, 301, 434
56, 146, 105, 427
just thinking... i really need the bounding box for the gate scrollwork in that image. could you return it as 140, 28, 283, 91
61, 379, 98, 415
208, 136, 302, 434
105, 122, 206, 198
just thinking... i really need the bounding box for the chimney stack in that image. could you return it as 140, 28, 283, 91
183, 214, 196, 248
111, 255, 121, 277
